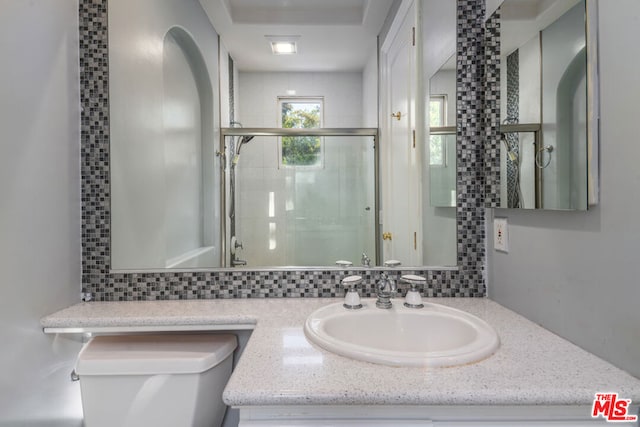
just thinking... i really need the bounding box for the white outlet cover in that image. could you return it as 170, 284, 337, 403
494, 217, 509, 252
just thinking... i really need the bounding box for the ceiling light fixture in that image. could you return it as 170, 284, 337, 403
265, 35, 300, 55
272, 41, 296, 54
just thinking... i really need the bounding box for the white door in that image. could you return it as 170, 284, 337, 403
382, 1, 422, 265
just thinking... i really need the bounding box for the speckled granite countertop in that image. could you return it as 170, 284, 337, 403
41, 298, 640, 407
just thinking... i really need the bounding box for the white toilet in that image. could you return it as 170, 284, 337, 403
75, 333, 237, 427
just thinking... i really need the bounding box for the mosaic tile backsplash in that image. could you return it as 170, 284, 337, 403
483, 7, 501, 208
79, 0, 489, 301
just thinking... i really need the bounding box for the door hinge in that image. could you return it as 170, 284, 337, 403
414, 232, 417, 250
412, 129, 416, 148
412, 27, 416, 46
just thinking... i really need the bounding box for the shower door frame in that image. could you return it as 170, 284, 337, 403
219, 127, 380, 268
500, 123, 542, 208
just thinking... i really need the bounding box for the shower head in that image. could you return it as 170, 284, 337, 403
236, 135, 255, 155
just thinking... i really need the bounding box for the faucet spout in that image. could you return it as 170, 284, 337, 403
361, 252, 371, 267
375, 272, 396, 309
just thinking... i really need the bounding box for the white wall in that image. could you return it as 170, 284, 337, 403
421, 0, 456, 78
220, 41, 232, 127
490, 0, 640, 379
0, 0, 83, 424
109, 0, 220, 269
362, 48, 378, 128
239, 72, 364, 128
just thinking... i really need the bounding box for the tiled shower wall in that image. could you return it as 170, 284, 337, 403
79, 0, 489, 301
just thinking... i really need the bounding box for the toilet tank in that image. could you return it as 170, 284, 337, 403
75, 334, 237, 427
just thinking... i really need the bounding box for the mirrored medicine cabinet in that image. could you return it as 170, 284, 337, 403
489, 0, 599, 210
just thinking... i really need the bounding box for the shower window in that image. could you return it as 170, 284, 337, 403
278, 97, 324, 168
429, 95, 447, 166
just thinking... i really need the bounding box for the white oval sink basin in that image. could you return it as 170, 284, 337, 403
304, 300, 499, 367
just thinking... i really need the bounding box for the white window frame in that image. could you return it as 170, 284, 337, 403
429, 94, 448, 166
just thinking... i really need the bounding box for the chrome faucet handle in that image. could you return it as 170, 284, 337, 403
342, 275, 363, 288
401, 275, 426, 308
342, 275, 363, 310
230, 236, 243, 255
401, 274, 426, 291
335, 260, 353, 268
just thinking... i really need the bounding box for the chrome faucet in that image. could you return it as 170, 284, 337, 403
361, 252, 371, 267
232, 259, 247, 266
375, 272, 396, 309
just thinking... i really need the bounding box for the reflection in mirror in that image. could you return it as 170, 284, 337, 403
429, 55, 457, 208
109, 0, 221, 270
496, 0, 598, 210
420, 0, 458, 267
109, 0, 459, 270
224, 131, 376, 268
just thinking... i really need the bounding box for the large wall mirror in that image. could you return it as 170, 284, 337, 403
489, 0, 599, 210
108, 0, 459, 271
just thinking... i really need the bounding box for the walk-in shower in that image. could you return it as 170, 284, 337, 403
221, 127, 378, 268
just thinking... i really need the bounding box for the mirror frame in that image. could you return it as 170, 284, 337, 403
78, 0, 488, 301
483, 0, 600, 210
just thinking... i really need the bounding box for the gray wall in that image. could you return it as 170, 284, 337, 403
489, 0, 640, 379
0, 0, 83, 424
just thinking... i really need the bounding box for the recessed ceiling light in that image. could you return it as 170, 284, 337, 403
271, 41, 296, 55
265, 35, 300, 55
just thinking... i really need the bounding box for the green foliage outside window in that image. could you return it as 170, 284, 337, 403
281, 101, 321, 166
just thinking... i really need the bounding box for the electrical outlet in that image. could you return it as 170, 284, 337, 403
494, 217, 509, 252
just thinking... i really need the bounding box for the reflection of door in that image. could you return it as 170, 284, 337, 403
382, 1, 421, 265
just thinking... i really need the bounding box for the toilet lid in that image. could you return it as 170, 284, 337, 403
75, 334, 237, 376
